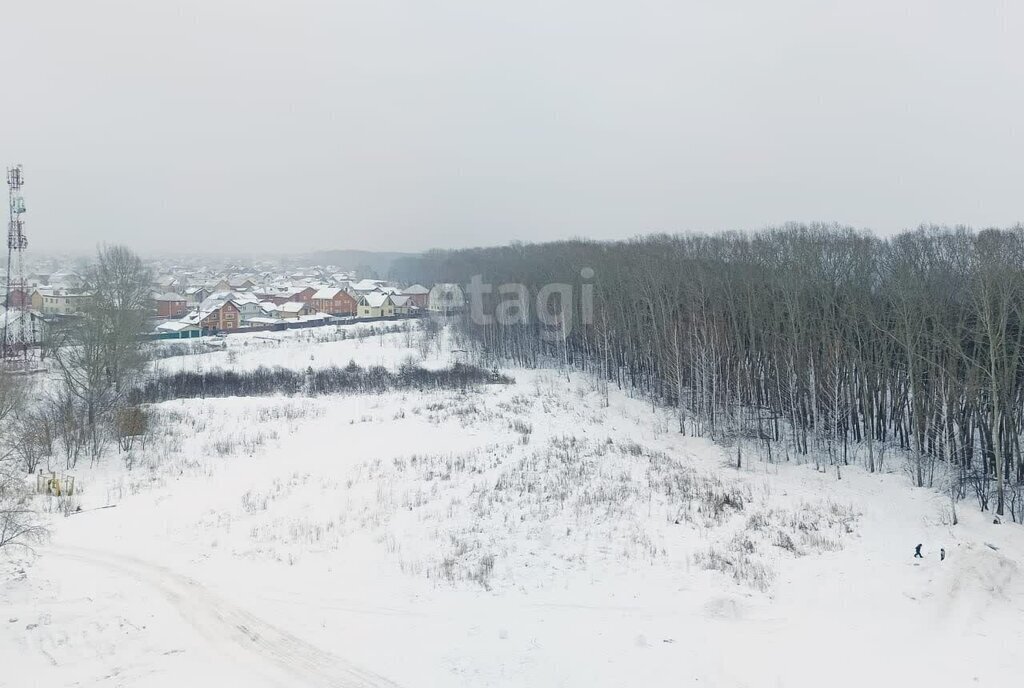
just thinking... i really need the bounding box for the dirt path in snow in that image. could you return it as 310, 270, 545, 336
55, 546, 401, 688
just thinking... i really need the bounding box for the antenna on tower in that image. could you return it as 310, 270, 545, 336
4, 164, 30, 365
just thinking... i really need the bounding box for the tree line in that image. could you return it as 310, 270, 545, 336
132, 362, 512, 403
394, 224, 1024, 523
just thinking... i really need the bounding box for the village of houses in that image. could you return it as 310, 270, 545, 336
11, 263, 457, 341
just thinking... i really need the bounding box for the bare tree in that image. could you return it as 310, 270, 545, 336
0, 372, 47, 551
51, 245, 152, 463
0, 467, 47, 552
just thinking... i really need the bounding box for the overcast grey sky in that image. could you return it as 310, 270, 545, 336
1, 1, 1022, 254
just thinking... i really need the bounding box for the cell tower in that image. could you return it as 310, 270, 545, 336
3, 164, 30, 363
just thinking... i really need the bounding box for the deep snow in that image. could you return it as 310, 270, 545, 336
3, 324, 1023, 687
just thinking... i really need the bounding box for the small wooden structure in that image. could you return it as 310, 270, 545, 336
36, 472, 75, 497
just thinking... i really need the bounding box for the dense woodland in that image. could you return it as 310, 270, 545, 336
395, 224, 1024, 523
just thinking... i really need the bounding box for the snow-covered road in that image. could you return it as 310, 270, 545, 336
54, 546, 401, 688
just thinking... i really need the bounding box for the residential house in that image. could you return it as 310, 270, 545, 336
154, 274, 186, 291
65, 292, 93, 314
428, 283, 465, 314
253, 286, 285, 303
228, 276, 256, 291
48, 271, 84, 290
390, 294, 413, 316
402, 284, 430, 309
156, 320, 201, 337
32, 288, 92, 316
349, 279, 387, 296
184, 286, 210, 304
258, 286, 315, 306
230, 294, 265, 324
287, 286, 316, 303
246, 316, 280, 327
277, 301, 314, 320
153, 292, 188, 318
311, 287, 357, 316
358, 292, 395, 319
197, 292, 232, 311
191, 301, 241, 331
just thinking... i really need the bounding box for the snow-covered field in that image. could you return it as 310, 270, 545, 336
151, 321, 446, 374
3, 324, 1023, 687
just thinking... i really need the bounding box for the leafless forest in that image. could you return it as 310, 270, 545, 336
398, 224, 1024, 522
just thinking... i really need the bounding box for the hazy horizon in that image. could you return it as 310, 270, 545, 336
2, 1, 1022, 254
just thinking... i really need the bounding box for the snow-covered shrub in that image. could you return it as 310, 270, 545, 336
620, 440, 645, 456
509, 418, 532, 444
646, 453, 752, 527
694, 545, 774, 592
57, 494, 81, 517
744, 500, 859, 557
497, 393, 533, 417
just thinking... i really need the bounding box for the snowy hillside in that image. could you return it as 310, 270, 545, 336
3, 324, 1023, 687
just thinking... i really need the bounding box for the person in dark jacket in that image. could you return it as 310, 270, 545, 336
940, 548, 946, 561
914, 544, 923, 558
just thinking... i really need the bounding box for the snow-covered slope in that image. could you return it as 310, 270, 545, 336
3, 325, 1023, 687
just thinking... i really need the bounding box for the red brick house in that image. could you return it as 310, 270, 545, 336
260, 286, 316, 306
311, 287, 357, 316
290, 286, 316, 303
197, 301, 241, 330
154, 292, 188, 318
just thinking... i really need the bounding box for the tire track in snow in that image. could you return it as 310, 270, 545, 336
54, 546, 401, 688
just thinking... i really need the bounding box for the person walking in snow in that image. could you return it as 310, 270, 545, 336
914, 544, 923, 558
940, 548, 946, 561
